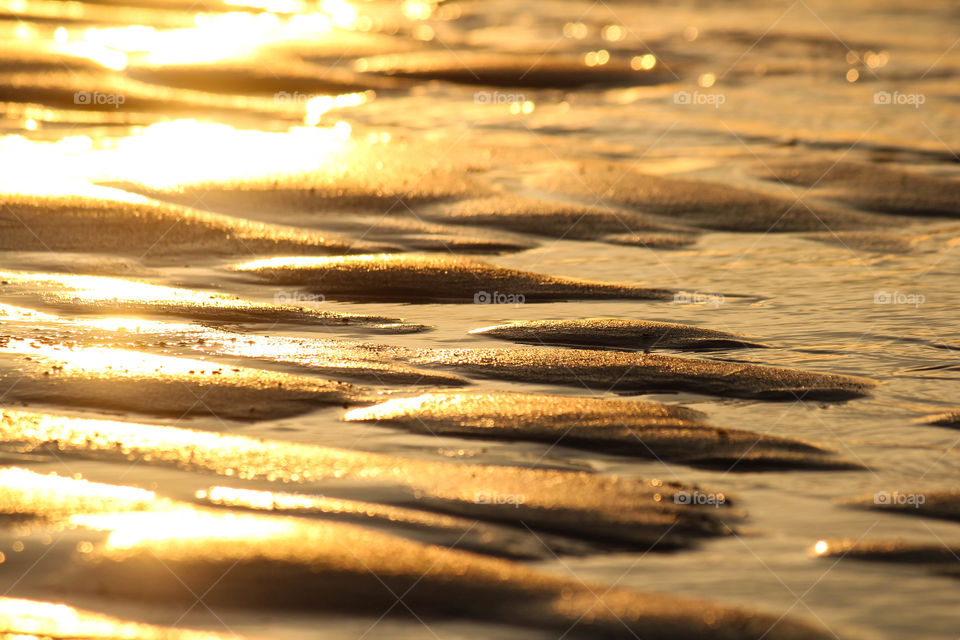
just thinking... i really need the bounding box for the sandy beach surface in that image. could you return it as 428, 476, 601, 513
0, 0, 959, 638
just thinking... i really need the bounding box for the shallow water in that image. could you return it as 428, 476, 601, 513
1, 0, 959, 638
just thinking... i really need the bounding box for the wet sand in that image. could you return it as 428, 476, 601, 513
0, 0, 959, 638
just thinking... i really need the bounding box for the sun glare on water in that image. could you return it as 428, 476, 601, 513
72, 510, 295, 549
106, 119, 354, 188
0, 119, 355, 194
51, 0, 361, 68
0, 596, 225, 639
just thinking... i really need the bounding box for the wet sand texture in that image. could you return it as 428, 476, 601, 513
409, 347, 878, 400
345, 392, 863, 471
470, 318, 770, 351
233, 254, 675, 302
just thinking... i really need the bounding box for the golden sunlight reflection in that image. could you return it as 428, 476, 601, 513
401, 0, 436, 21
195, 485, 478, 529
234, 254, 377, 271
305, 92, 369, 126
0, 120, 355, 194
224, 0, 305, 13
0, 271, 344, 328
72, 510, 295, 549
320, 0, 357, 28
55, 3, 363, 69
0, 467, 157, 518
0, 302, 59, 322
0, 597, 229, 639
813, 540, 829, 555
198, 485, 319, 510
1, 337, 225, 378
0, 271, 220, 307
108, 120, 353, 188
0, 408, 392, 485
73, 316, 195, 334
57, 37, 129, 70
0, 135, 149, 201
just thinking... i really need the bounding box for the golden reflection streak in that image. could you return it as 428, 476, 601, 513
0, 302, 59, 322
0, 468, 290, 559
0, 135, 150, 201
196, 485, 504, 535
0, 337, 227, 378
234, 253, 387, 271
60, 2, 362, 68
0, 271, 355, 328
1, 120, 355, 193
199, 485, 320, 510
0, 597, 229, 639
0, 272, 203, 304
0, 271, 269, 315
0, 467, 158, 520
224, 0, 305, 13
108, 120, 353, 188
320, 0, 357, 28
70, 316, 197, 334
401, 0, 436, 21
72, 510, 295, 550
0, 410, 383, 483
